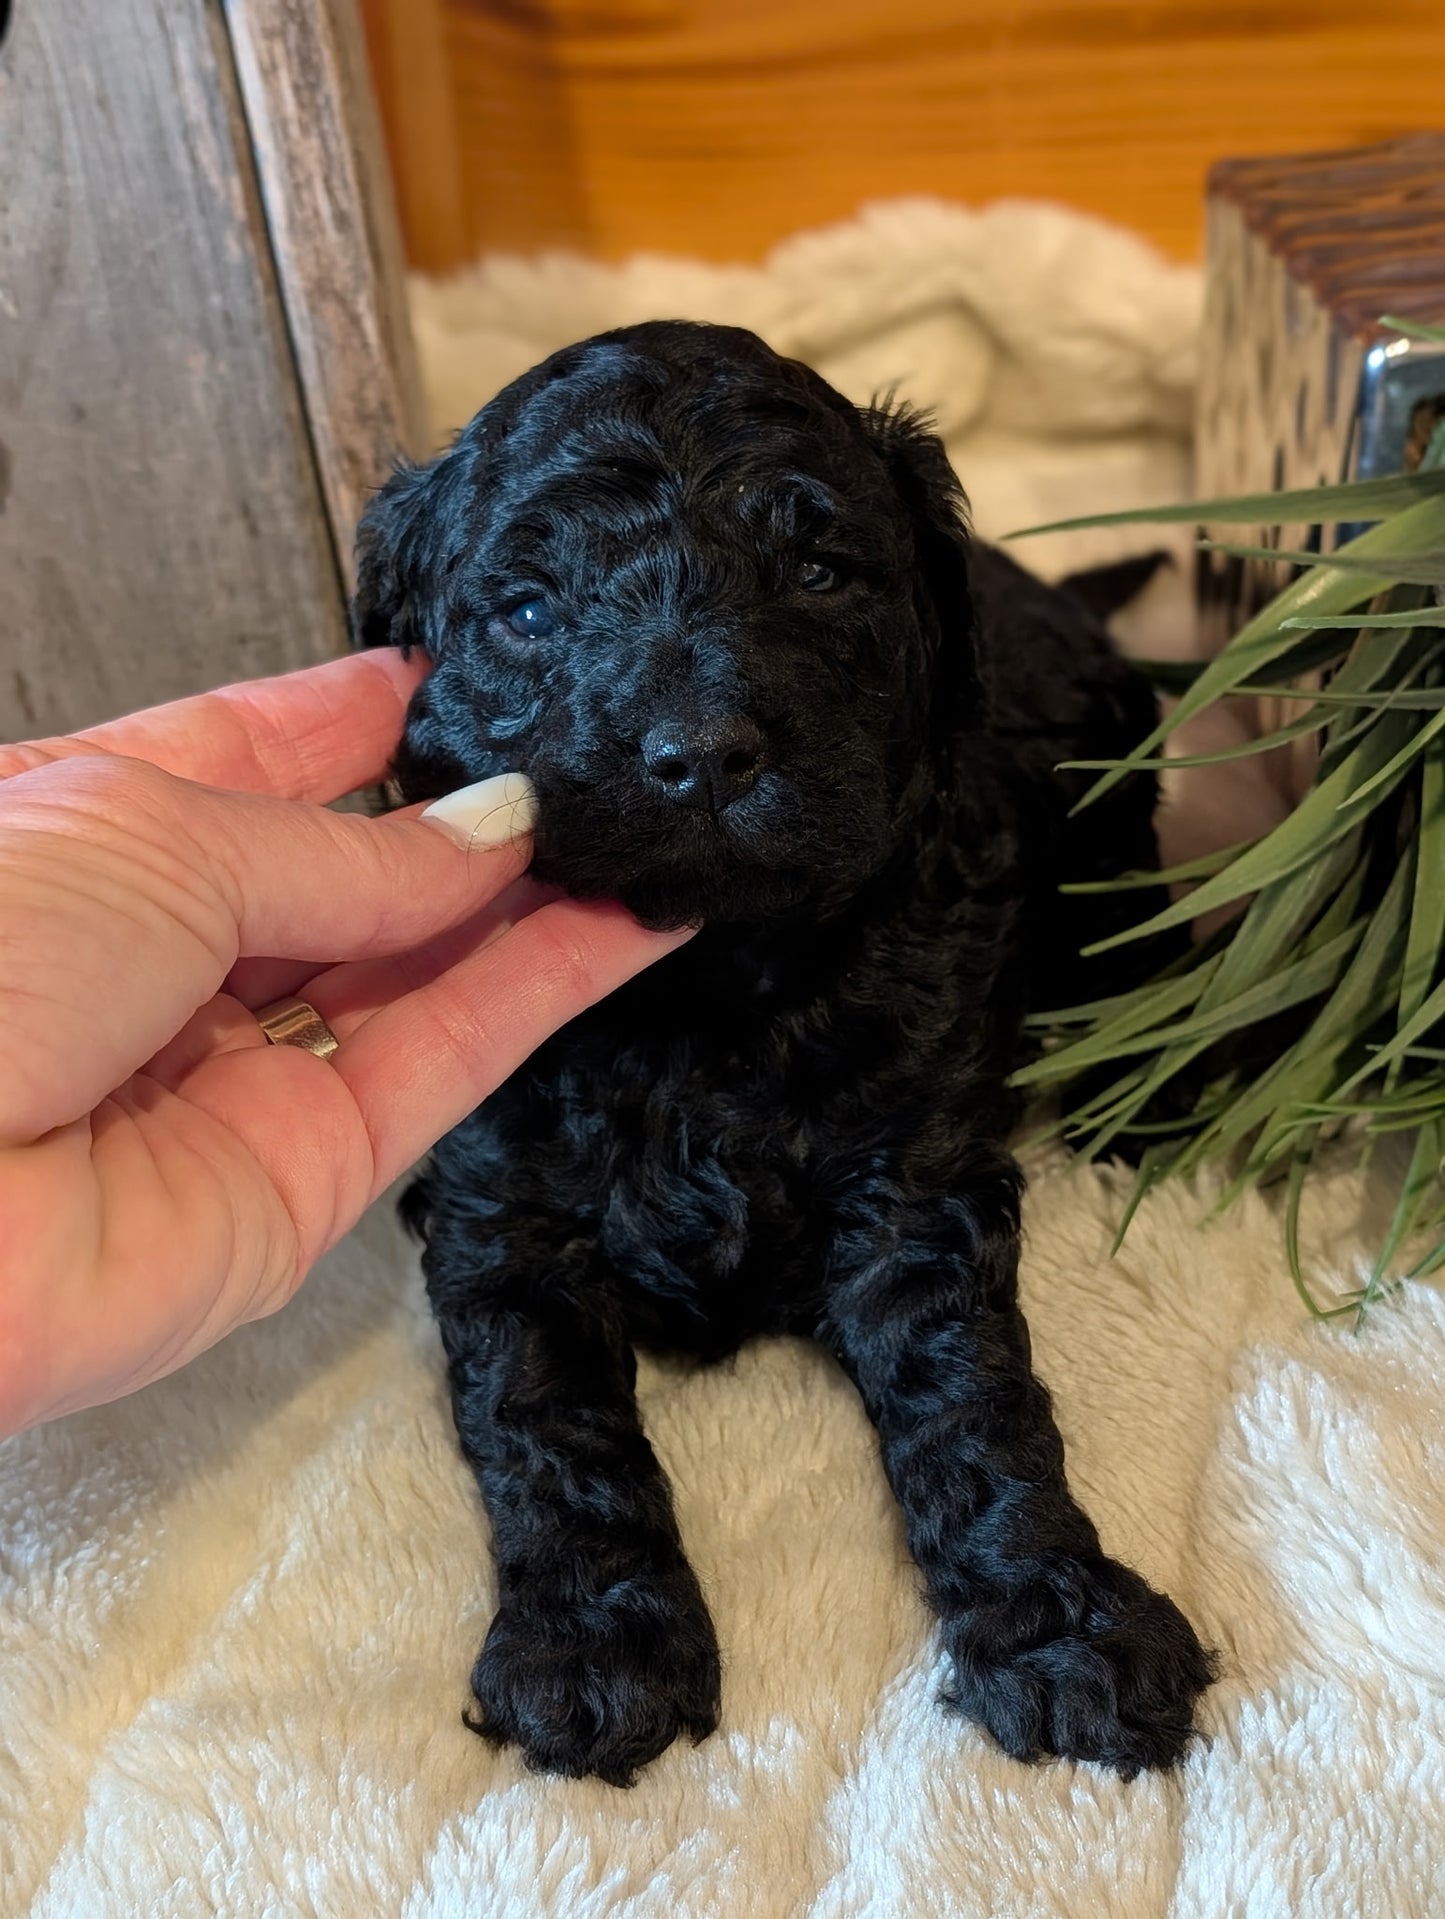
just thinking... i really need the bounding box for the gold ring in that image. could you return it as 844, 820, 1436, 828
255, 996, 340, 1060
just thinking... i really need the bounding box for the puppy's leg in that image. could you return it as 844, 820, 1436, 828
821, 1144, 1215, 1777
425, 1215, 720, 1785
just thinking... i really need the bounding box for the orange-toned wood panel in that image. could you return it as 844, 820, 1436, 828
359, 0, 1445, 269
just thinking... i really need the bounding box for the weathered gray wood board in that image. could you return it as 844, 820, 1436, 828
0, 0, 347, 739
226, 0, 427, 596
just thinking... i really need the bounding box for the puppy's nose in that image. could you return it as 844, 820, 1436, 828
641, 716, 764, 812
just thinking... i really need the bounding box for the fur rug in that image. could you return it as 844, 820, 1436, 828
4, 201, 1443, 1919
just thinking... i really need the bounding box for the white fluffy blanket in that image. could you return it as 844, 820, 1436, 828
5, 201, 1444, 1919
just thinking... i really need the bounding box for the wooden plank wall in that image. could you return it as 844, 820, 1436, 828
225, 0, 429, 591
358, 0, 1445, 274
0, 0, 344, 738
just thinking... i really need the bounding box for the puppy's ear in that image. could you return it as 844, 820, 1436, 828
858, 401, 984, 720
354, 350, 586, 656
352, 443, 474, 657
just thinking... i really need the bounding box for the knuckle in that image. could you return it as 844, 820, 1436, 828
531, 916, 605, 1005
218, 683, 307, 792
2, 753, 239, 966
0, 751, 176, 858
13, 749, 178, 825
0, 742, 65, 781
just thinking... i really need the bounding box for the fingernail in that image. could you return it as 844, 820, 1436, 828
420, 772, 538, 851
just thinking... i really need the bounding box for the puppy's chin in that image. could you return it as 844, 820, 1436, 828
531, 843, 815, 931
529, 778, 895, 928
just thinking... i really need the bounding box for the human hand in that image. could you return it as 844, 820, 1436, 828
0, 650, 688, 1435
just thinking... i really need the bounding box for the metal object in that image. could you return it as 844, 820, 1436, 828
1195, 135, 1445, 651
256, 997, 341, 1060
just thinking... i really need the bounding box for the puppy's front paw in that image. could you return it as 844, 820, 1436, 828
941, 1554, 1217, 1777
465, 1559, 721, 1785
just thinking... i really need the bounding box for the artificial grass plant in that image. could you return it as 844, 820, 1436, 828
1009, 327, 1445, 1323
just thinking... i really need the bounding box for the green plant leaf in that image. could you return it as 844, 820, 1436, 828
1010, 965, 1220, 1086
1242, 685, 1445, 710
1028, 898, 1366, 1097
1407, 1235, 1445, 1278
1038, 926, 1362, 1078
1334, 971, 1445, 1096
1397, 738, 1445, 1036
1282, 610, 1445, 629
1074, 622, 1440, 771
1201, 541, 1445, 586
1283, 1138, 1359, 1319
1108, 1147, 1173, 1256
1027, 927, 1231, 1030
1003, 470, 1445, 540
1130, 659, 1209, 692
1044, 830, 1367, 1156
1171, 849, 1417, 1186
1341, 702, 1445, 807
1379, 314, 1445, 345
1080, 850, 1369, 1157
1073, 490, 1445, 812
1361, 1118, 1444, 1313
1056, 840, 1258, 894
1063, 698, 1352, 773
1236, 854, 1417, 1170
1089, 1043, 1219, 1162
1201, 827, 1366, 1009
1080, 712, 1414, 954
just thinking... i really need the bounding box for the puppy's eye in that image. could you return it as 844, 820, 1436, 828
503, 598, 556, 639
796, 560, 840, 592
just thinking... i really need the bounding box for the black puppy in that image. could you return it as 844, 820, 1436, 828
355, 320, 1215, 1786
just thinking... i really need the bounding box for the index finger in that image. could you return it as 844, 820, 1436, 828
0, 649, 428, 802
333, 898, 692, 1200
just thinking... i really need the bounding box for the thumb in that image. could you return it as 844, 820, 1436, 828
204, 772, 541, 962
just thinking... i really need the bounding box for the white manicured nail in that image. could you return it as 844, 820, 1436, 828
420, 773, 538, 851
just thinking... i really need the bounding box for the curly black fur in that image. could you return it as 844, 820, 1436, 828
356, 321, 1217, 1785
